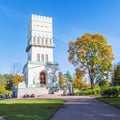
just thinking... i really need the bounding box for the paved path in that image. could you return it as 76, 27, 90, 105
1, 95, 120, 120
49, 95, 120, 120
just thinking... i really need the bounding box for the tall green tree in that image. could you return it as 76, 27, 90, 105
0, 74, 23, 90
65, 71, 73, 83
68, 33, 114, 89
3, 74, 13, 90
58, 72, 64, 86
112, 64, 120, 85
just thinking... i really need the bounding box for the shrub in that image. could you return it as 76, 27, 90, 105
93, 86, 101, 95
74, 92, 80, 96
74, 88, 94, 96
0, 89, 12, 99
101, 86, 120, 97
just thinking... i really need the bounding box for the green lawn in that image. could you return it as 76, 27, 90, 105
96, 97, 120, 109
0, 99, 64, 120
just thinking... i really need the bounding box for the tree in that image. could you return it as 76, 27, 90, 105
11, 62, 24, 87
3, 74, 13, 90
0, 74, 6, 90
65, 71, 73, 83
58, 72, 64, 86
12, 75, 23, 86
68, 33, 114, 90
0, 74, 23, 90
98, 79, 109, 89
73, 68, 88, 91
112, 64, 120, 86
11, 63, 23, 75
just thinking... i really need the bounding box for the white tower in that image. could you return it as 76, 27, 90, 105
23, 14, 59, 88
14, 14, 59, 98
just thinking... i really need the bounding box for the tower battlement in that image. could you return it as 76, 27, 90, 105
31, 14, 52, 22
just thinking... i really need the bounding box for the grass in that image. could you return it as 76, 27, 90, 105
96, 97, 120, 109
0, 99, 64, 120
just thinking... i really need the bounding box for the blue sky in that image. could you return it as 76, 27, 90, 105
0, 0, 120, 75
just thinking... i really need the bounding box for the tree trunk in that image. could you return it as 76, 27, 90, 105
88, 70, 94, 92
90, 76, 94, 90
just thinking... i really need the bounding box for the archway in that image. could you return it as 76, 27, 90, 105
40, 72, 46, 85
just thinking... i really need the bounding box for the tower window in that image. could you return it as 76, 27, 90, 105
46, 38, 48, 45
38, 37, 40, 44
33, 36, 36, 44
45, 54, 48, 63
41, 54, 44, 62
37, 54, 40, 61
42, 38, 44, 44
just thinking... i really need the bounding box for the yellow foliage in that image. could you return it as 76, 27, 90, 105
68, 33, 114, 89
0, 85, 6, 90
73, 77, 88, 90
0, 76, 6, 90
58, 73, 64, 85
12, 75, 23, 86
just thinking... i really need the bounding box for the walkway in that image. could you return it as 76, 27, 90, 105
49, 95, 120, 120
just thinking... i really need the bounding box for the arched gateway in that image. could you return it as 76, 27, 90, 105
40, 72, 46, 85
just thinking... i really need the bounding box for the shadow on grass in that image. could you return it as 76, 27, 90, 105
0, 99, 64, 120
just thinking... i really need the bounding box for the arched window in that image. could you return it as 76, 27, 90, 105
41, 54, 44, 62
45, 54, 48, 63
33, 36, 36, 44
46, 38, 48, 45
42, 38, 44, 44
37, 54, 40, 61
37, 37, 40, 44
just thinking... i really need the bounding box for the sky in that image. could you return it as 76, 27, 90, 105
0, 0, 120, 75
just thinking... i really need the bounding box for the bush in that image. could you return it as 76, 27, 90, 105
0, 89, 12, 99
74, 88, 94, 96
101, 86, 120, 97
93, 86, 101, 95
74, 92, 80, 96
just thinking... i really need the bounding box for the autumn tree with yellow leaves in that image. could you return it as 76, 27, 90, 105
12, 75, 23, 86
11, 62, 24, 87
73, 68, 88, 91
0, 74, 24, 90
68, 33, 114, 90
0, 74, 6, 90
